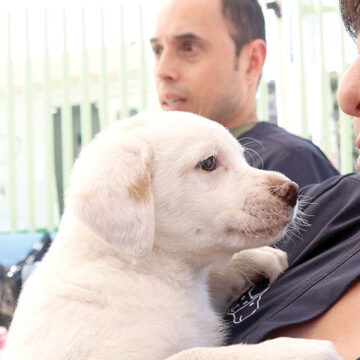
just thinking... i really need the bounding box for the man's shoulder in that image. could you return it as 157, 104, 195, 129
237, 122, 339, 187
240, 121, 319, 150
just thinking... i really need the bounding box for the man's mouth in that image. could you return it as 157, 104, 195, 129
356, 134, 360, 149
161, 96, 186, 110
163, 98, 184, 106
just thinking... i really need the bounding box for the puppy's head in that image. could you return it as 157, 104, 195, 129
147, 112, 298, 265
65, 111, 297, 265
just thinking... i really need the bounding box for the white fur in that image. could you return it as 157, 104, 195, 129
4, 111, 341, 360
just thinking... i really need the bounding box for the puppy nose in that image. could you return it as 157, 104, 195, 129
272, 181, 299, 208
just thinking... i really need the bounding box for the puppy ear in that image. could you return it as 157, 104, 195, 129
66, 123, 154, 258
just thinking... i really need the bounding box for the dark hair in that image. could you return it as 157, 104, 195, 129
340, 0, 360, 39
221, 0, 266, 56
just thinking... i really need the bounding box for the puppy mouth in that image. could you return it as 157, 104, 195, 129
224, 214, 293, 240
225, 223, 288, 238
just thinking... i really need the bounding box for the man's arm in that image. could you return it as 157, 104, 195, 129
265, 280, 360, 360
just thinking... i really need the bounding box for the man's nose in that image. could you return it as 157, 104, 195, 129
155, 50, 179, 82
337, 56, 360, 117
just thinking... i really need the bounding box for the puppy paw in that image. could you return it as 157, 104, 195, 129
208, 246, 288, 314
232, 246, 288, 284
260, 337, 342, 360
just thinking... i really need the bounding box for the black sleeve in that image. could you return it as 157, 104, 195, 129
226, 174, 360, 344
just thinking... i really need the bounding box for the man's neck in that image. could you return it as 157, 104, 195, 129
222, 100, 259, 130
230, 122, 258, 138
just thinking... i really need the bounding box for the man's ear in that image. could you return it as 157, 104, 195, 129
66, 122, 155, 258
240, 39, 267, 84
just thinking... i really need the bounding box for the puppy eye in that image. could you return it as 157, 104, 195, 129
199, 156, 217, 171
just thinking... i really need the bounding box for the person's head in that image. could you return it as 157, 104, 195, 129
337, 0, 360, 168
150, 0, 266, 129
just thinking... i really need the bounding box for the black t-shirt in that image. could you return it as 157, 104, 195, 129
226, 173, 360, 344
237, 122, 339, 188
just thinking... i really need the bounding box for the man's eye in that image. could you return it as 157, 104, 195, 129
152, 45, 162, 56
182, 42, 197, 53
199, 156, 217, 171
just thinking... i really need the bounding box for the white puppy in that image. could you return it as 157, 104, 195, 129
4, 112, 340, 360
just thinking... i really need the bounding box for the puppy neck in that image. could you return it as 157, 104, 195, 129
129, 245, 209, 289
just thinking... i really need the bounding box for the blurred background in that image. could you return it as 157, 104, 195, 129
0, 0, 357, 238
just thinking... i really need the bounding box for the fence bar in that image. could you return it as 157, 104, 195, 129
100, 8, 109, 129
25, 10, 36, 231
339, 21, 354, 173
257, 78, 269, 121
275, 12, 286, 128
119, 5, 129, 119
139, 5, 147, 111
44, 9, 55, 230
81, 8, 92, 146
62, 9, 74, 192
318, 0, 331, 157
7, 11, 17, 232
298, 1, 310, 139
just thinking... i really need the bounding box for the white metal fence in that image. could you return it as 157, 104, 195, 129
0, 0, 357, 233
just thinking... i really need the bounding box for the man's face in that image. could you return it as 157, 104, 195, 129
337, 34, 360, 168
151, 0, 255, 128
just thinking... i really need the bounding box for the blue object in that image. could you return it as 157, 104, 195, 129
0, 232, 49, 266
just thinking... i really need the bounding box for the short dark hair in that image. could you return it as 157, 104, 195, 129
221, 0, 266, 56
340, 0, 360, 39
